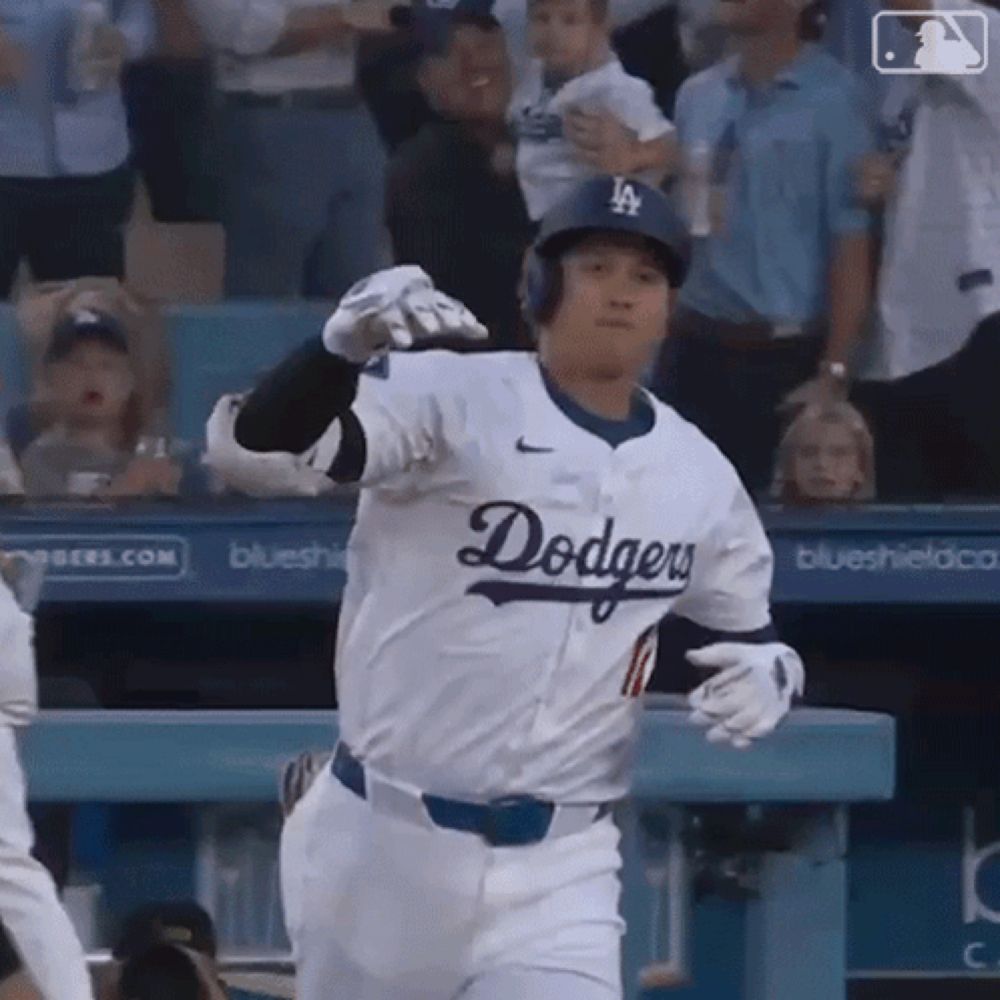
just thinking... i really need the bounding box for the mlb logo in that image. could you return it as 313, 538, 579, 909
872, 10, 988, 74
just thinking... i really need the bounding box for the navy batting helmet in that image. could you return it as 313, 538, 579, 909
521, 175, 689, 327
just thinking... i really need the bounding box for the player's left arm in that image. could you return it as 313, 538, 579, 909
671, 467, 804, 749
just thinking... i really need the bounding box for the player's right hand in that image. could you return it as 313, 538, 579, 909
321, 265, 489, 363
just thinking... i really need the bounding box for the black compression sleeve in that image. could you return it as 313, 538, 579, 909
0, 918, 23, 981
234, 339, 363, 455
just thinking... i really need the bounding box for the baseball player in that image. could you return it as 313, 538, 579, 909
0, 556, 94, 1000
210, 174, 805, 1000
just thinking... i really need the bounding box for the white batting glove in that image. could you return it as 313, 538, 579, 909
686, 641, 804, 750
322, 265, 489, 363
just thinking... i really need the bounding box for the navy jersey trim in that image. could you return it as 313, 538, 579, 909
538, 363, 655, 448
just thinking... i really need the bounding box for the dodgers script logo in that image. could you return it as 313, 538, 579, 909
457, 501, 695, 623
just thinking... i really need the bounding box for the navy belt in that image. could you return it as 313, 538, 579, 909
331, 743, 608, 848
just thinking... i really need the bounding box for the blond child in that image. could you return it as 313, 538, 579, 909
772, 401, 875, 505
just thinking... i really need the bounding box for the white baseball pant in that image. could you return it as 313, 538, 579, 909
0, 726, 94, 1000
280, 769, 624, 1000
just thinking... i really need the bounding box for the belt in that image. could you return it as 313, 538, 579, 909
331, 743, 612, 848
673, 308, 825, 349
220, 87, 360, 111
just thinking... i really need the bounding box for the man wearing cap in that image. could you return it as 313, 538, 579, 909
651, 0, 875, 495
185, 0, 400, 300
18, 307, 182, 499
0, 557, 94, 1000
211, 173, 805, 999
386, 0, 532, 350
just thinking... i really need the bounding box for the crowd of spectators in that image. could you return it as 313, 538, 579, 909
0, 0, 997, 505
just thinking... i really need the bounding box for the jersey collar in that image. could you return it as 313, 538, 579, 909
536, 360, 655, 448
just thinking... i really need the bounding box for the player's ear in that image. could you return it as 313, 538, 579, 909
519, 249, 561, 331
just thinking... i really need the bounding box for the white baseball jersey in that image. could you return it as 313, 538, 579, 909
509, 56, 675, 220
0, 578, 36, 728
332, 351, 773, 805
858, 0, 1000, 380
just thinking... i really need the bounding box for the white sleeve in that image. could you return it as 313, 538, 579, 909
672, 464, 774, 633
928, 0, 999, 110
349, 351, 469, 490
0, 580, 37, 727
204, 394, 336, 498
604, 76, 675, 143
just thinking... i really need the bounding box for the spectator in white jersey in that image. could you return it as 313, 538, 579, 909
509, 0, 677, 222
853, 0, 1000, 499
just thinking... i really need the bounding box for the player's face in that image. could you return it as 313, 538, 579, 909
528, 0, 607, 76
546, 235, 670, 380
714, 0, 801, 35
790, 420, 863, 501
419, 24, 510, 123
47, 341, 135, 429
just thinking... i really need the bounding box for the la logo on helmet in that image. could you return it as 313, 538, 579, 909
608, 177, 642, 218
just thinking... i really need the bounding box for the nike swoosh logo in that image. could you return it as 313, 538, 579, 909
516, 436, 555, 454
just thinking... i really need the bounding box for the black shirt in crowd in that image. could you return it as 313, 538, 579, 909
386, 119, 533, 352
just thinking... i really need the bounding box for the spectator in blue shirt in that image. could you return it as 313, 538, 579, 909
0, 0, 153, 299
651, 0, 874, 495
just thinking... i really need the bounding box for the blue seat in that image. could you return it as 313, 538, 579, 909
166, 301, 331, 445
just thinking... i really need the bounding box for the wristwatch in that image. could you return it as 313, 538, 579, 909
820, 360, 848, 381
